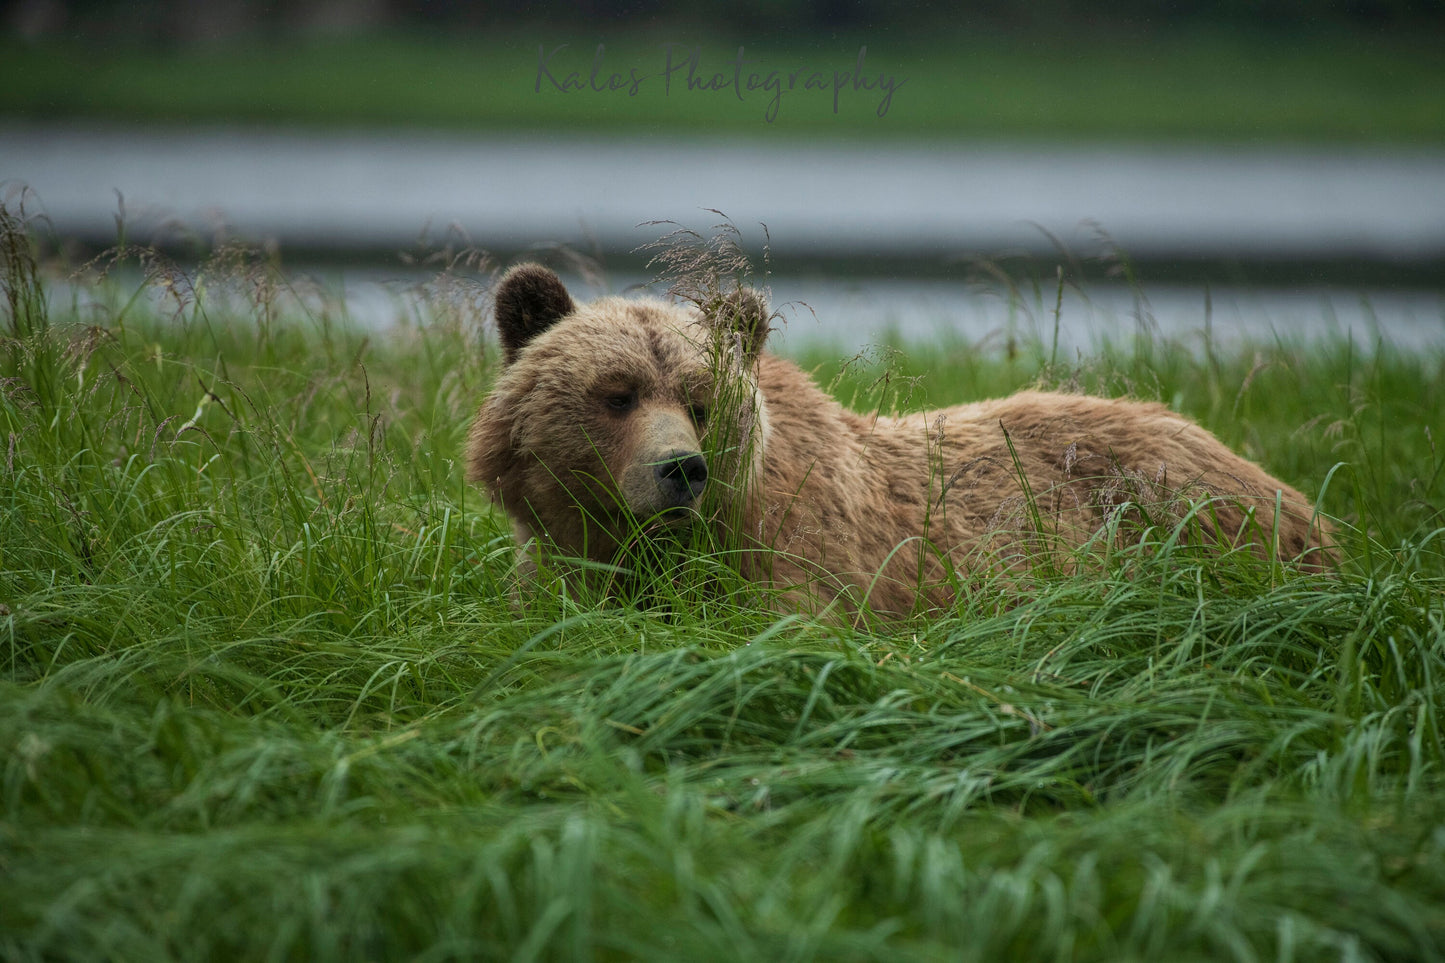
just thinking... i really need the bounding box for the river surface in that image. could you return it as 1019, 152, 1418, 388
6, 123, 1445, 262
55, 265, 1443, 354
11, 123, 1443, 350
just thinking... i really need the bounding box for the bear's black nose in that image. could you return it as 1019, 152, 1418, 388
655, 451, 708, 505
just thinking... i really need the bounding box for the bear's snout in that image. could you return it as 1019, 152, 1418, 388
618, 411, 707, 520
654, 451, 708, 506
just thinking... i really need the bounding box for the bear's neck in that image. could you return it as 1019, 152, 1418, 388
739, 350, 895, 529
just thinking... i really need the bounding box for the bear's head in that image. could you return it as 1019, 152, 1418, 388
468, 264, 773, 564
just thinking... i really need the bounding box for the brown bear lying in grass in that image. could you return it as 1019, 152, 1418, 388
468, 264, 1330, 616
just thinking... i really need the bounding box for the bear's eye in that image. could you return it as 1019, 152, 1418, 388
605, 391, 638, 413
688, 403, 707, 426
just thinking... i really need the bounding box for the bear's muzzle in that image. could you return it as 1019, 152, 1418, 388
654, 450, 708, 508
619, 409, 709, 522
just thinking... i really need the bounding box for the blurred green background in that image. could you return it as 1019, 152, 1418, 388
4, 0, 1443, 141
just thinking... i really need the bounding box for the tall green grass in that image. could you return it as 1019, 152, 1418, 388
3, 210, 1444, 960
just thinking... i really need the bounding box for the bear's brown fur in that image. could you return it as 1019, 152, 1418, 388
468, 265, 1330, 616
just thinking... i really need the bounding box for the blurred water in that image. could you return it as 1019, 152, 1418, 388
54, 266, 1444, 354
760, 277, 1445, 354
14, 123, 1443, 352
6, 124, 1445, 261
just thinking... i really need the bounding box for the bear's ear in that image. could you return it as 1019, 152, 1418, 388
707, 287, 773, 363
494, 264, 576, 364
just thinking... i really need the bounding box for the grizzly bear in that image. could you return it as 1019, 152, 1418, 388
467, 264, 1329, 616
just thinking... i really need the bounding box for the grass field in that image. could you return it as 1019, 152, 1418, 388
3, 30, 1444, 142
3, 210, 1445, 960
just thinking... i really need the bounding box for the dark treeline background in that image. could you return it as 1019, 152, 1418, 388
6, 0, 1444, 43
